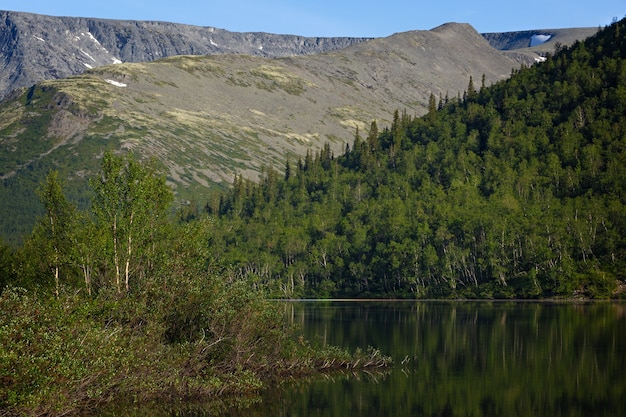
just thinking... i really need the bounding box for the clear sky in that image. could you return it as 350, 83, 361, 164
4, 0, 624, 37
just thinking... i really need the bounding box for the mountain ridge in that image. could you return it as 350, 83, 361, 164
0, 12, 602, 243
1, 10, 597, 100
0, 10, 372, 100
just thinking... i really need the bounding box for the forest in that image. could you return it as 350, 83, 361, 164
0, 16, 625, 417
195, 18, 626, 299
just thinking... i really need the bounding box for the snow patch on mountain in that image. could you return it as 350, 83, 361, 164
530, 34, 551, 47
80, 50, 96, 62
105, 79, 127, 87
86, 32, 101, 46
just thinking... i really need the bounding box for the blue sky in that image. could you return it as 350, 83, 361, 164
5, 0, 624, 37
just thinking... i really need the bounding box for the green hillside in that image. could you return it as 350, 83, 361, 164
200, 19, 626, 299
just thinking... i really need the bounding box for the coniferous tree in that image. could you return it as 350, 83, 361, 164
428, 93, 437, 122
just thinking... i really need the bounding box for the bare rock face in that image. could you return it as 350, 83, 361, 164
0, 10, 372, 99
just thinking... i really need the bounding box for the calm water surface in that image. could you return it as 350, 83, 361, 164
106, 301, 626, 416
236, 301, 626, 417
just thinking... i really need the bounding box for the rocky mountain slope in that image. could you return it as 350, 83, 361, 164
0, 10, 371, 100
0, 10, 597, 100
0, 22, 520, 242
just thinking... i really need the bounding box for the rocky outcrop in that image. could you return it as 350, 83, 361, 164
0, 10, 372, 99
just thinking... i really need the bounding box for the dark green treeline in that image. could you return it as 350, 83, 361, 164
197, 19, 626, 299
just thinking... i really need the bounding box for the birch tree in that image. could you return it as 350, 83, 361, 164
91, 152, 172, 293
33, 171, 76, 297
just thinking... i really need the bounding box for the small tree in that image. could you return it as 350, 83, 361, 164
90, 152, 173, 293
33, 171, 76, 297
70, 210, 100, 296
428, 93, 437, 122
466, 76, 477, 102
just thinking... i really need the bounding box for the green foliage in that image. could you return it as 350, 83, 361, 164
0, 284, 266, 415
198, 18, 626, 299
31, 171, 77, 296
90, 151, 174, 294
1, 153, 387, 416
0, 278, 383, 415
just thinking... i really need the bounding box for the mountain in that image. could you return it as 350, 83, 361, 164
1, 21, 623, 417
0, 10, 597, 100
482, 27, 599, 64
0, 10, 372, 100
0, 22, 523, 243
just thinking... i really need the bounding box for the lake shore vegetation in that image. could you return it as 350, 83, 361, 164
0, 153, 390, 416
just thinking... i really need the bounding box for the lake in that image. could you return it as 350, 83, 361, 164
230, 300, 626, 417
103, 300, 626, 416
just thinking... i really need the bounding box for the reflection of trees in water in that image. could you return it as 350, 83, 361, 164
275, 302, 626, 417
107, 302, 626, 416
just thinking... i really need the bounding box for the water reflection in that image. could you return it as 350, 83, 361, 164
100, 301, 626, 416
252, 301, 626, 417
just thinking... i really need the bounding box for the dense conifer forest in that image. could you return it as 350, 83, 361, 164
199, 18, 626, 299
